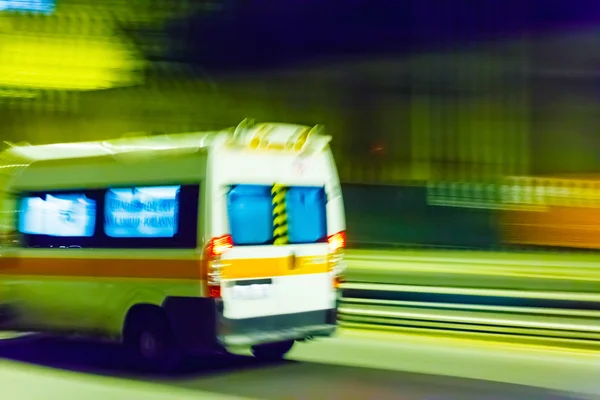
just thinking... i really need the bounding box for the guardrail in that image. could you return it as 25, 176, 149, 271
341, 250, 600, 343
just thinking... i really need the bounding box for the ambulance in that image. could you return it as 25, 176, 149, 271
0, 120, 346, 370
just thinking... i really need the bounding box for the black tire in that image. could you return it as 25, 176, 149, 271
251, 340, 295, 361
123, 308, 181, 373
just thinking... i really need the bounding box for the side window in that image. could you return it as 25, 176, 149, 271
100, 184, 199, 249
18, 184, 200, 249
19, 191, 98, 248
104, 186, 180, 239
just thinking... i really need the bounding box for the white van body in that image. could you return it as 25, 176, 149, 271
0, 121, 346, 366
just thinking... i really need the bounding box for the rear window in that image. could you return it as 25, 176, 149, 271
286, 186, 327, 243
227, 185, 274, 245
226, 184, 327, 246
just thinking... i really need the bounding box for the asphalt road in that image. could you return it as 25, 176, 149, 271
0, 329, 597, 400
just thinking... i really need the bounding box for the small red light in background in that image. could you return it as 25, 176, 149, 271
370, 144, 386, 156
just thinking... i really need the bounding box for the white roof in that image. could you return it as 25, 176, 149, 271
4, 131, 224, 164
0, 123, 330, 168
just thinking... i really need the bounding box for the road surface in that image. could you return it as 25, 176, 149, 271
0, 329, 597, 400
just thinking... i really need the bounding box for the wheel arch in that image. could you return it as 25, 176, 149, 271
122, 302, 169, 343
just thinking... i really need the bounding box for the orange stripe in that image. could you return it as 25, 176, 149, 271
0, 255, 328, 280
0, 257, 201, 280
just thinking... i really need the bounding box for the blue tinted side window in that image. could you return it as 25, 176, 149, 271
19, 193, 96, 238
104, 186, 180, 239
227, 185, 274, 245
286, 186, 327, 244
18, 184, 199, 249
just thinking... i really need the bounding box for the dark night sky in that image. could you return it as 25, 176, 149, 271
163, 0, 600, 73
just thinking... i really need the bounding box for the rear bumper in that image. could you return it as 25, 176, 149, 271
218, 309, 337, 347
162, 296, 338, 353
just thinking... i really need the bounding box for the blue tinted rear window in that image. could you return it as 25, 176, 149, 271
226, 185, 328, 246
286, 186, 327, 244
227, 185, 274, 245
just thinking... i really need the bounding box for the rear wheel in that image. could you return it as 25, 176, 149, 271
251, 340, 295, 361
123, 308, 181, 372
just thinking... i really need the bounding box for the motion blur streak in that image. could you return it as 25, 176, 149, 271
341, 250, 600, 345
0, 358, 258, 400
0, 328, 596, 400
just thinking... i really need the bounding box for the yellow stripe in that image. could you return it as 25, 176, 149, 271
0, 255, 327, 281
223, 255, 327, 280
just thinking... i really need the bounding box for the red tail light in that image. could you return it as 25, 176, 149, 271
208, 285, 221, 298
206, 235, 233, 258
203, 235, 233, 299
327, 231, 346, 289
327, 231, 346, 253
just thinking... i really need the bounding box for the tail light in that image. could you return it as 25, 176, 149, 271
327, 231, 346, 288
328, 231, 346, 253
206, 235, 233, 258
203, 235, 233, 298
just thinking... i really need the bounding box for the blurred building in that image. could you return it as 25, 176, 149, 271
0, 1, 599, 185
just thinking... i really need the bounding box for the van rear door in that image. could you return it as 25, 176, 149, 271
205, 143, 345, 344
220, 184, 334, 321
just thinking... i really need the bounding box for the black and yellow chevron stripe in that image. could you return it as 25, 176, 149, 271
271, 184, 289, 245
